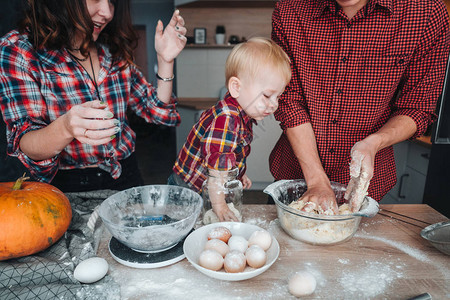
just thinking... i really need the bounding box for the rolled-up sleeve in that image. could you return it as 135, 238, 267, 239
391, 0, 450, 138
128, 64, 181, 127
272, 3, 311, 131
0, 41, 60, 182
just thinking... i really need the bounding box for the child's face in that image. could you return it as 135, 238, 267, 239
236, 70, 286, 121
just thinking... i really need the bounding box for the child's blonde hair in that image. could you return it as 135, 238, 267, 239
225, 37, 291, 87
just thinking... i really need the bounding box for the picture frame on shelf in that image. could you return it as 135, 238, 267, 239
194, 28, 206, 44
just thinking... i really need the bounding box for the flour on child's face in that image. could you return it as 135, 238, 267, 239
237, 70, 286, 120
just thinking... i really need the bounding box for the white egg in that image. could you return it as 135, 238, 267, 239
227, 235, 248, 253
198, 249, 224, 271
288, 271, 317, 297
245, 245, 267, 268
224, 250, 246, 273
204, 238, 230, 257
74, 257, 109, 284
248, 230, 272, 251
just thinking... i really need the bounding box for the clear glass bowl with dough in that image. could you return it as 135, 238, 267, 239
98, 185, 203, 253
264, 179, 378, 246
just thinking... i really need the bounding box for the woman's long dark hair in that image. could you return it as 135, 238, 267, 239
19, 0, 138, 68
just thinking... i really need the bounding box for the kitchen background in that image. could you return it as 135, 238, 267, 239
0, 0, 449, 216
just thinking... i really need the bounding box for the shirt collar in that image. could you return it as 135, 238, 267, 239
311, 0, 393, 19
223, 92, 253, 125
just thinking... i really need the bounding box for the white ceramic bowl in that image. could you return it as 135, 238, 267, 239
183, 222, 280, 281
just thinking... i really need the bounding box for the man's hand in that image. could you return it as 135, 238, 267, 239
299, 180, 338, 214
344, 140, 376, 212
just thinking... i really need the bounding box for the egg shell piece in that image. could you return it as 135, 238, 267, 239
74, 257, 109, 284
204, 238, 230, 257
288, 271, 317, 297
245, 245, 267, 268
207, 226, 232, 243
224, 250, 246, 273
227, 235, 248, 253
198, 249, 224, 271
248, 230, 272, 251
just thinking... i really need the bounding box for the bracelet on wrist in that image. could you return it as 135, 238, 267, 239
156, 73, 175, 82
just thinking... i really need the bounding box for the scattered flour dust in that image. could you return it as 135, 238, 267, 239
109, 260, 290, 299
338, 260, 404, 298
245, 217, 269, 228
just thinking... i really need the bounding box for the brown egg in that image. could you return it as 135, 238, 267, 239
204, 238, 230, 257
224, 250, 246, 273
207, 226, 232, 243
198, 249, 224, 271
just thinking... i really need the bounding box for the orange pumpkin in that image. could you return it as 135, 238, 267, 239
0, 175, 72, 261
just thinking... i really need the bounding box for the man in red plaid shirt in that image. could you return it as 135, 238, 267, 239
269, 0, 450, 212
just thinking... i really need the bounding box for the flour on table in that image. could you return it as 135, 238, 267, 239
203, 203, 242, 224
338, 260, 403, 298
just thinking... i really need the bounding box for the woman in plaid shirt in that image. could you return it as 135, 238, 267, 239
0, 0, 186, 192
269, 0, 450, 212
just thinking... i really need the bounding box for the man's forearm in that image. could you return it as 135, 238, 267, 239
362, 115, 417, 152
285, 123, 329, 186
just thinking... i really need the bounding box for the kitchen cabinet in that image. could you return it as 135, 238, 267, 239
176, 47, 231, 98
382, 139, 431, 204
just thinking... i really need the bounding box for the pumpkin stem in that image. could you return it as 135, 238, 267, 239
12, 173, 30, 191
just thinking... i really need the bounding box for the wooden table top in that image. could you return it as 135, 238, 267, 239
97, 204, 449, 299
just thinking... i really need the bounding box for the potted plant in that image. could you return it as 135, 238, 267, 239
215, 25, 226, 45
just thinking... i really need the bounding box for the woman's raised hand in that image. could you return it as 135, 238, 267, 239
63, 100, 120, 145
154, 9, 187, 63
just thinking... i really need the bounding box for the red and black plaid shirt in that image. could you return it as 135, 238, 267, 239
269, 0, 450, 201
0, 30, 180, 183
173, 93, 253, 192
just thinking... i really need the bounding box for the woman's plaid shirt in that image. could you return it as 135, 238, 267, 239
0, 30, 180, 182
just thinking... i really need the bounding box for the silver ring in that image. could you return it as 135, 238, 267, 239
84, 129, 88, 138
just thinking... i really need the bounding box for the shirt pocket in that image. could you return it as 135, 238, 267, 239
355, 53, 410, 97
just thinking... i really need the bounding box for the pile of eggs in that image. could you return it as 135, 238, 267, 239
198, 226, 272, 273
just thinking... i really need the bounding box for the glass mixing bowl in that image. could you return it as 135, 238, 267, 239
264, 179, 377, 246
98, 185, 203, 253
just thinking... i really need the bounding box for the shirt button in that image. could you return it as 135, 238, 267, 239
332, 119, 338, 124
329, 148, 335, 153
96, 172, 102, 177
336, 89, 342, 95
347, 23, 352, 28
341, 57, 347, 63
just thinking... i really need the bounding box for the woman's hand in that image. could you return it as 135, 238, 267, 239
241, 174, 252, 189
154, 9, 187, 63
63, 100, 120, 145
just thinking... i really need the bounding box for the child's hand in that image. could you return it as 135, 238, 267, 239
241, 174, 252, 189
211, 201, 239, 222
